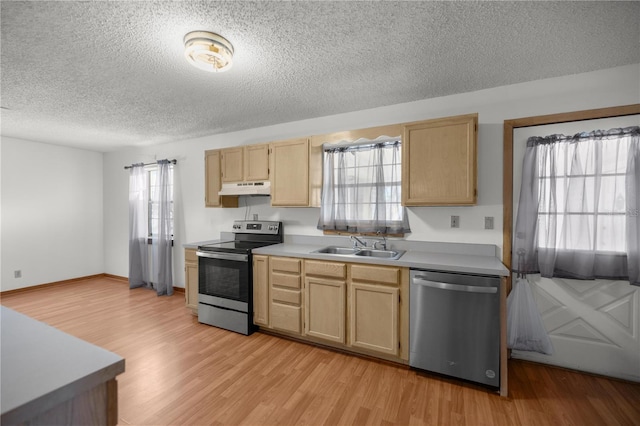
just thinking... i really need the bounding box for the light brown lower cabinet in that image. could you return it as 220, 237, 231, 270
304, 276, 346, 343
269, 257, 303, 334
349, 282, 399, 356
253, 255, 408, 363
184, 249, 198, 314
252, 255, 269, 326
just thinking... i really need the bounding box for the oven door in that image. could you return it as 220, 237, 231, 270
196, 251, 250, 305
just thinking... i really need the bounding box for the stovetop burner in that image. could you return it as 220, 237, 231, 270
197, 220, 283, 254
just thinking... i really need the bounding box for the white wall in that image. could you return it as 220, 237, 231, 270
103, 64, 640, 286
1, 137, 104, 291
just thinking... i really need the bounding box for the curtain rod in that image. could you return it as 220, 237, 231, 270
124, 159, 177, 170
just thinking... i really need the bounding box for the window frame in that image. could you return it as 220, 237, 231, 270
145, 165, 175, 242
318, 139, 409, 236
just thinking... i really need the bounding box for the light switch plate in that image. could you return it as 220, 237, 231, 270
451, 215, 460, 228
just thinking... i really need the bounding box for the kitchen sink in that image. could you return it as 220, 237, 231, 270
313, 246, 360, 255
312, 246, 405, 260
354, 248, 405, 259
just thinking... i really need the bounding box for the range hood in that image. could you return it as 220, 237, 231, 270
218, 181, 271, 196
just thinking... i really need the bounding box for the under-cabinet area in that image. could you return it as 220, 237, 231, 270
252, 255, 409, 363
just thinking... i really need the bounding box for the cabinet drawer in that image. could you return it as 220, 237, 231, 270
305, 260, 346, 279
271, 257, 301, 273
272, 287, 301, 305
351, 264, 400, 285
271, 303, 301, 334
271, 272, 301, 289
185, 249, 198, 263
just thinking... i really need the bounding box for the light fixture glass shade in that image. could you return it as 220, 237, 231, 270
184, 31, 234, 72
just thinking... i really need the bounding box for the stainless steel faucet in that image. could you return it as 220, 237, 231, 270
350, 235, 367, 248
372, 237, 387, 250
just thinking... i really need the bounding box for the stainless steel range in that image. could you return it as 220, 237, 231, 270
196, 220, 283, 335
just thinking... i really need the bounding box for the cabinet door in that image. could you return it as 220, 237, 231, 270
304, 277, 346, 343
349, 283, 399, 356
244, 144, 269, 181
402, 113, 477, 205
270, 138, 309, 206
252, 255, 269, 326
184, 249, 199, 313
205, 150, 238, 208
221, 147, 244, 182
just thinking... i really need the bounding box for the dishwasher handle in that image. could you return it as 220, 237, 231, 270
412, 275, 497, 294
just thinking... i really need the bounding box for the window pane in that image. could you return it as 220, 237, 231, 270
596, 214, 626, 252
566, 176, 594, 213
598, 175, 626, 213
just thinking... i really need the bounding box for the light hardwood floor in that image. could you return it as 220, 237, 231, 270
2, 276, 639, 425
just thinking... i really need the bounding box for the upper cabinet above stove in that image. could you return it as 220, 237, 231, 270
221, 143, 270, 183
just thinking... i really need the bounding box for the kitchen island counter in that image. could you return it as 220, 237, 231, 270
0, 307, 125, 425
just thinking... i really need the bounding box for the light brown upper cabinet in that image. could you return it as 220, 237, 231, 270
221, 144, 269, 183
220, 147, 244, 182
244, 144, 270, 181
269, 138, 311, 207
402, 113, 478, 206
204, 149, 238, 208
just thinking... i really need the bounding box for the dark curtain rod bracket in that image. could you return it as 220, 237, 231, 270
124, 159, 177, 170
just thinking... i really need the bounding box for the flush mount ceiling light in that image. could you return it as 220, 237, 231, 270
184, 31, 234, 72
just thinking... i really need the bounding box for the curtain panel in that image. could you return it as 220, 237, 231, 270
128, 164, 149, 288
514, 126, 640, 286
317, 141, 410, 234
128, 160, 174, 295
152, 160, 173, 295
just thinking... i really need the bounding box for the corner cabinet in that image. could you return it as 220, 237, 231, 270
402, 113, 478, 206
204, 149, 238, 208
269, 138, 311, 207
184, 248, 199, 314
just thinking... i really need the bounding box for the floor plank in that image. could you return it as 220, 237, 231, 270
2, 277, 639, 425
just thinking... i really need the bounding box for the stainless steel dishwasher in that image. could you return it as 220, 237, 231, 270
409, 269, 500, 388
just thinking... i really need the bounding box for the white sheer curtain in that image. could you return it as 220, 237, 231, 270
514, 126, 640, 286
317, 140, 410, 234
128, 160, 174, 295
128, 164, 149, 288
152, 160, 173, 296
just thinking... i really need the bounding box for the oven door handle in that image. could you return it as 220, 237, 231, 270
196, 251, 248, 262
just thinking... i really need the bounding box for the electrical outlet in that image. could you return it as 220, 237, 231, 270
484, 216, 494, 230
14, 270, 22, 278
450, 215, 460, 228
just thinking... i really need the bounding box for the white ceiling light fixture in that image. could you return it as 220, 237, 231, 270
183, 31, 234, 72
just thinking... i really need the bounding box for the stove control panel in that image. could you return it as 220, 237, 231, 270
232, 220, 281, 235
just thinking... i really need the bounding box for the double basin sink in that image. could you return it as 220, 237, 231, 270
312, 245, 405, 260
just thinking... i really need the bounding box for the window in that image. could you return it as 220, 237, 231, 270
317, 138, 410, 235
536, 131, 631, 253
148, 167, 174, 238
514, 126, 639, 282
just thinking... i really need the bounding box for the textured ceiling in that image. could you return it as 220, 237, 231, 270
1, 1, 638, 152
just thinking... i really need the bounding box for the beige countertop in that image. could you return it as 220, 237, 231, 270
253, 242, 509, 276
